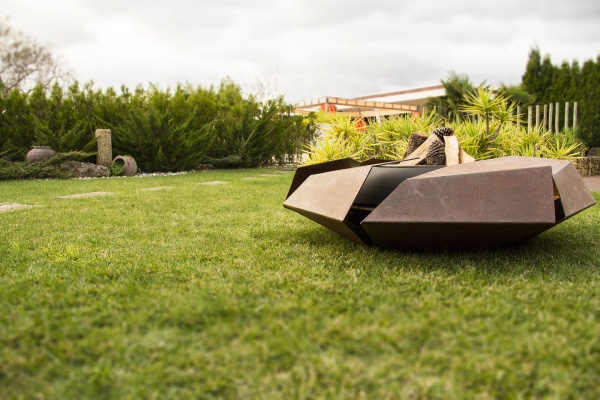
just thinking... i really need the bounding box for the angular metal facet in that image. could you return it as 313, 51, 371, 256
284, 165, 374, 244
286, 157, 361, 199
361, 163, 557, 250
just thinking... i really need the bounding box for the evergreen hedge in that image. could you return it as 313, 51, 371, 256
522, 48, 600, 147
0, 79, 312, 173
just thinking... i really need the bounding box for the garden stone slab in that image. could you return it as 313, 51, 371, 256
242, 177, 266, 181
58, 192, 114, 199
0, 203, 34, 212
198, 181, 230, 185
141, 186, 174, 191
259, 174, 280, 177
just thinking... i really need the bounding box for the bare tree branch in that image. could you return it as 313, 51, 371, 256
0, 17, 72, 93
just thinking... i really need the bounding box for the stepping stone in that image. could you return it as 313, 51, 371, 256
242, 177, 265, 181
259, 174, 279, 177
141, 186, 174, 191
58, 191, 113, 199
198, 181, 230, 185
0, 203, 34, 212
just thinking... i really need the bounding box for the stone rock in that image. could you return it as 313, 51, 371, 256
573, 156, 600, 176
60, 161, 110, 178
195, 163, 215, 170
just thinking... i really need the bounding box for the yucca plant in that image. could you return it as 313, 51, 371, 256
303, 111, 444, 164
502, 126, 548, 157
301, 93, 586, 165
306, 113, 375, 163
540, 129, 585, 160
451, 119, 497, 160
460, 87, 518, 143
315, 112, 364, 140
367, 115, 416, 159
412, 109, 444, 134
302, 134, 353, 164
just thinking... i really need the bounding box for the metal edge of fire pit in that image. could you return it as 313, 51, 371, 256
285, 157, 361, 200
285, 157, 396, 200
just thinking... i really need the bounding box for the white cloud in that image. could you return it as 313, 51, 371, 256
3, 0, 600, 102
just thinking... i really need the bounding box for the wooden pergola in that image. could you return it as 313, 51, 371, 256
294, 84, 445, 118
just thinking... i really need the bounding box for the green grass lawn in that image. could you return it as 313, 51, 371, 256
1, 169, 599, 399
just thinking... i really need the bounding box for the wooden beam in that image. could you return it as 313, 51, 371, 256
295, 96, 419, 113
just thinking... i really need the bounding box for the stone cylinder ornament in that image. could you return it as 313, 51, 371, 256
95, 129, 112, 168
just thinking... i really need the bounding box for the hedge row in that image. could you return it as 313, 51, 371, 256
0, 79, 313, 172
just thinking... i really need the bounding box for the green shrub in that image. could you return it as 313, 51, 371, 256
1, 79, 310, 173
111, 158, 125, 176
303, 88, 585, 164
0, 151, 94, 180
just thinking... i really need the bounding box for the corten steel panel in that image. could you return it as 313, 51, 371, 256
284, 165, 374, 244
361, 164, 557, 250
404, 156, 595, 220
360, 222, 556, 250
511, 157, 596, 220
286, 157, 361, 199
365, 165, 557, 224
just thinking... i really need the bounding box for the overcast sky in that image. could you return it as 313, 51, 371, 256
3, 0, 600, 103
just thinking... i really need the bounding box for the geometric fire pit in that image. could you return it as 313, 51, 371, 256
284, 156, 596, 250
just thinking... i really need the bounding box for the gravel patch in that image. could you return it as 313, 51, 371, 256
77, 171, 191, 180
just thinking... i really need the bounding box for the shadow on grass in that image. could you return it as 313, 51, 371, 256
280, 214, 599, 281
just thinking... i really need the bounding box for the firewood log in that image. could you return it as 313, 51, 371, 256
401, 135, 443, 166
444, 136, 460, 165
402, 132, 428, 159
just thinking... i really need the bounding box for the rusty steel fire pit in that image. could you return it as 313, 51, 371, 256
283, 156, 596, 250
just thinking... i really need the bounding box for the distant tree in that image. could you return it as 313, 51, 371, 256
567, 60, 581, 101
425, 72, 476, 121
521, 47, 556, 103
0, 18, 71, 94
550, 61, 573, 103
521, 47, 542, 95
577, 57, 600, 146
497, 84, 536, 107
521, 48, 600, 147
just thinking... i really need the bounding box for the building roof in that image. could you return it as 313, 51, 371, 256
295, 84, 445, 117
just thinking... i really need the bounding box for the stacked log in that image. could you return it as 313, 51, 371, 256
401, 127, 475, 166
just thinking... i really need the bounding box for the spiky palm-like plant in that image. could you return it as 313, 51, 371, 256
302, 134, 352, 165
450, 119, 496, 160
460, 87, 518, 142
540, 129, 585, 160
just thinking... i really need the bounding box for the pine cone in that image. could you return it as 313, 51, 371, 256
423, 139, 446, 165
432, 127, 454, 139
